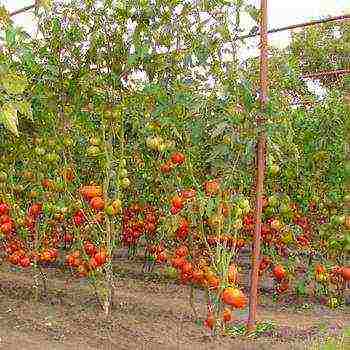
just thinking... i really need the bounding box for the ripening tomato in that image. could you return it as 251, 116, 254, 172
228, 264, 238, 284
171, 256, 187, 270
170, 152, 185, 165
276, 280, 289, 294
94, 249, 107, 266
1, 221, 14, 235
170, 206, 182, 215
62, 167, 75, 182
28, 203, 42, 218
203, 180, 220, 196
221, 288, 247, 309
176, 218, 189, 240
84, 242, 97, 257
160, 162, 173, 174
41, 178, 54, 190
180, 188, 196, 199
48, 248, 58, 261
273, 265, 286, 281
79, 185, 103, 200
41, 250, 52, 262
223, 308, 232, 323
191, 269, 205, 285
171, 196, 183, 210
76, 264, 89, 277
89, 257, 99, 270
207, 275, 220, 290
204, 313, 215, 329
315, 264, 326, 275
90, 197, 105, 211
73, 210, 85, 226
180, 270, 193, 284
340, 267, 350, 281
9, 252, 20, 265
156, 251, 167, 264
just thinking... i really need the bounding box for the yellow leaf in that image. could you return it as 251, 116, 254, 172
38, 0, 53, 10
1, 72, 28, 95
0, 103, 19, 136
16, 100, 33, 121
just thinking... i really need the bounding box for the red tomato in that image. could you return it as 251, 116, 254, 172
28, 203, 42, 218
272, 265, 286, 281
170, 206, 182, 215
94, 249, 107, 266
170, 152, 185, 165
171, 196, 183, 210
180, 188, 196, 199
175, 245, 189, 257
0, 203, 10, 215
1, 221, 14, 235
341, 267, 350, 281
84, 242, 97, 257
19, 256, 31, 268
0, 215, 11, 225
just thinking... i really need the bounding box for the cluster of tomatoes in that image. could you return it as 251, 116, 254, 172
122, 203, 159, 247
66, 242, 107, 277
160, 151, 186, 175
1, 199, 61, 268
0, 201, 14, 237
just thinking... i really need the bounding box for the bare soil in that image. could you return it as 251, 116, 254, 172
0, 256, 349, 350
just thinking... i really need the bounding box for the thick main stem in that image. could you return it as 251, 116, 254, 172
247, 0, 268, 333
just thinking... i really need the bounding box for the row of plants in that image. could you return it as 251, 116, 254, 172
0, 0, 349, 335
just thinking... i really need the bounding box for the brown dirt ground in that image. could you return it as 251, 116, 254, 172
0, 256, 349, 350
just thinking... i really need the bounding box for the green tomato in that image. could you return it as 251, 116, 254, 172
331, 215, 345, 226
268, 195, 279, 208
344, 194, 350, 203
121, 177, 130, 189
0, 171, 7, 182
269, 164, 280, 176
89, 137, 101, 146
164, 267, 178, 279
280, 203, 290, 215
238, 198, 250, 210
233, 206, 243, 218
119, 168, 128, 178
86, 145, 101, 157
63, 138, 73, 147
35, 146, 46, 156
45, 152, 60, 163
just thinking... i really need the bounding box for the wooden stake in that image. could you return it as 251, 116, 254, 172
247, 0, 268, 333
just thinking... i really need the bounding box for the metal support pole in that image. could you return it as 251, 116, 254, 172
236, 14, 350, 41
247, 0, 268, 333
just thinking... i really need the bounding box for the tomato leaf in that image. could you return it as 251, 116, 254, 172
0, 103, 19, 136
